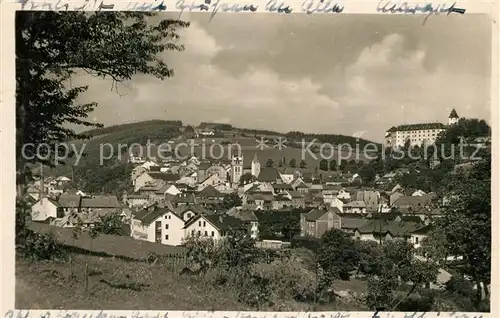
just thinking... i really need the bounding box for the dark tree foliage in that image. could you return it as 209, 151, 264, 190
255, 209, 303, 240
329, 159, 337, 171
319, 159, 329, 171
16, 11, 189, 172
222, 193, 242, 209
94, 212, 126, 235
431, 149, 491, 309
265, 159, 274, 167
299, 159, 307, 169
239, 172, 256, 185
317, 229, 360, 281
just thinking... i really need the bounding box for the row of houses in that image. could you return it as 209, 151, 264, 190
299, 205, 435, 249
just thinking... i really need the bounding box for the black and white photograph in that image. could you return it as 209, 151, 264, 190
12, 9, 493, 313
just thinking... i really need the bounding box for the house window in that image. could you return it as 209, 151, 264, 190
192, 229, 195, 236
198, 221, 202, 226
415, 237, 419, 244
211, 231, 215, 237
165, 235, 169, 240
187, 213, 191, 219
165, 224, 169, 229
198, 230, 201, 236
203, 221, 206, 227
205, 231, 208, 236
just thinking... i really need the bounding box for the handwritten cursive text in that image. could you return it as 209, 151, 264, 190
377, 1, 466, 24
266, 0, 292, 13
176, 0, 258, 20
301, 0, 344, 14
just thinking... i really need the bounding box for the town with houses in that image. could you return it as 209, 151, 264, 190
25, 109, 486, 256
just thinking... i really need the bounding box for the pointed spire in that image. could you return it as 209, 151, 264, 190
449, 108, 459, 119
252, 152, 259, 163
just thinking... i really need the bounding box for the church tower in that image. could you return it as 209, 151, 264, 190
231, 152, 243, 184
448, 108, 459, 125
251, 152, 261, 178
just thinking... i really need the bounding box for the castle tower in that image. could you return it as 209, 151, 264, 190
231, 152, 243, 184
251, 152, 261, 178
448, 108, 459, 125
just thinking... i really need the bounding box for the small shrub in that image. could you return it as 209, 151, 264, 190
445, 275, 474, 298
396, 290, 435, 311
18, 229, 66, 261
250, 257, 316, 305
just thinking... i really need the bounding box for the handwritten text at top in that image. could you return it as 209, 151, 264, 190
377, 0, 466, 24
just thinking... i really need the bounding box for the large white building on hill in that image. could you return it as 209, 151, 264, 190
384, 109, 459, 149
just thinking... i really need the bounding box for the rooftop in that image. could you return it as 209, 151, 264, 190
386, 123, 447, 133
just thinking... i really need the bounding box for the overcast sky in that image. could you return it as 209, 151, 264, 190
73, 13, 492, 142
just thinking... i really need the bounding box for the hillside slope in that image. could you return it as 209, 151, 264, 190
39, 120, 380, 195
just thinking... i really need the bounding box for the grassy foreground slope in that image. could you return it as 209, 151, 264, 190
16, 254, 248, 310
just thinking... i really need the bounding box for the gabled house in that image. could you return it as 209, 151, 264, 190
205, 165, 228, 181
31, 197, 64, 222
141, 160, 159, 170
329, 197, 344, 212
337, 189, 351, 200
389, 191, 404, 206
197, 185, 224, 205
246, 192, 274, 210
339, 216, 369, 234
322, 184, 340, 205
279, 173, 295, 184
175, 204, 211, 222
176, 172, 198, 187
131, 207, 185, 246
272, 194, 292, 210
257, 167, 282, 184
196, 161, 213, 182
184, 214, 246, 241
343, 200, 367, 214
272, 183, 293, 194
199, 174, 226, 189
412, 189, 427, 197
353, 219, 425, 245
174, 192, 197, 206
295, 182, 309, 193
355, 190, 380, 211
410, 224, 432, 249
392, 195, 432, 212
137, 179, 166, 198
285, 190, 306, 208
300, 206, 342, 238
227, 207, 259, 239
134, 172, 180, 192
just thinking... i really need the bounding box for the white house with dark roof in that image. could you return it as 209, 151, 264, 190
31, 197, 64, 222
175, 204, 210, 222
131, 207, 185, 246
183, 214, 246, 241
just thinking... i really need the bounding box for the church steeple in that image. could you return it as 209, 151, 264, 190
252, 152, 259, 163
448, 108, 459, 125
251, 151, 261, 178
